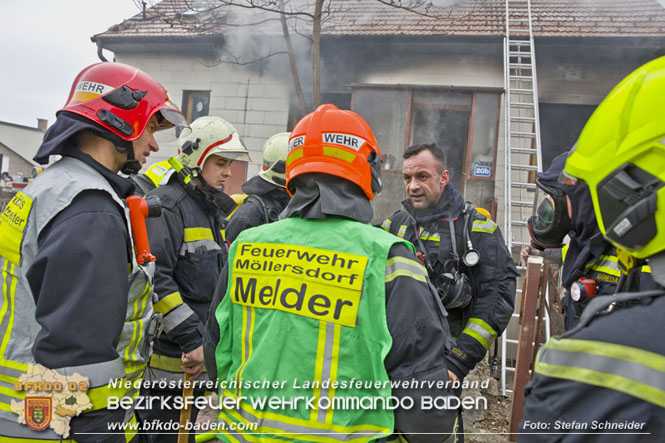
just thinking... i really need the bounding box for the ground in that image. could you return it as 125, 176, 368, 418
464, 360, 512, 442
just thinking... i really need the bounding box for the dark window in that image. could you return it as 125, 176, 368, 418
179, 90, 210, 135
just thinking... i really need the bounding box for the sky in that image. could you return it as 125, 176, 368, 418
3, 0, 665, 129
0, 0, 141, 128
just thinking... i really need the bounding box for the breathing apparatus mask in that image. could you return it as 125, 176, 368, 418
528, 178, 572, 250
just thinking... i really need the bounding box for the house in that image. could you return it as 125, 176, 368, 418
0, 119, 46, 179
92, 0, 665, 221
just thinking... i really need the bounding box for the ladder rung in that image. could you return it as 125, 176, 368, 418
510, 88, 534, 93
510, 63, 532, 68
510, 132, 536, 138
512, 220, 528, 227
512, 241, 531, 247
512, 312, 521, 318
509, 102, 535, 109
506, 339, 519, 344
510, 75, 533, 80
511, 200, 534, 206
508, 39, 531, 45
511, 182, 536, 190
510, 116, 535, 123
510, 148, 538, 154
511, 164, 538, 171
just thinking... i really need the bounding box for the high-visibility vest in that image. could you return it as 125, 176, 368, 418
0, 157, 153, 441
215, 216, 410, 441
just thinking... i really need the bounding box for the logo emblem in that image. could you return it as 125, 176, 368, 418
25, 397, 52, 431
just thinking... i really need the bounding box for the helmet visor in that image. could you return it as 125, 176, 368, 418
158, 108, 188, 131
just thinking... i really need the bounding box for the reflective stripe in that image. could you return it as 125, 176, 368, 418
183, 227, 214, 242
536, 338, 665, 407
220, 389, 390, 442
642, 265, 652, 273
310, 321, 341, 424
150, 354, 183, 372
124, 278, 151, 364
0, 262, 18, 364
179, 238, 222, 255
56, 357, 126, 388
471, 219, 497, 234
381, 219, 391, 232
161, 303, 195, 333
385, 256, 427, 284
154, 292, 184, 315
418, 229, 440, 242
86, 378, 135, 412
397, 225, 407, 238
323, 146, 356, 163
586, 254, 621, 277
148, 354, 206, 375
461, 318, 497, 350
234, 306, 255, 398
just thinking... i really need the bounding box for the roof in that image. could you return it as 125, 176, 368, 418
93, 0, 665, 43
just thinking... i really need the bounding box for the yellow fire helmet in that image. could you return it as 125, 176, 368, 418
563, 56, 665, 260
259, 132, 290, 188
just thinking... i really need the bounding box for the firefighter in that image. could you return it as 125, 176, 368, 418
381, 143, 518, 440
224, 131, 291, 243
520, 56, 665, 441
0, 62, 186, 442
525, 152, 656, 329
139, 116, 251, 442
203, 104, 458, 442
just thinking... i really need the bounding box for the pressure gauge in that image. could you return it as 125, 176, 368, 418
463, 248, 480, 267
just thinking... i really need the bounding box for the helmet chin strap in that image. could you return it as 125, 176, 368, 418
94, 128, 141, 175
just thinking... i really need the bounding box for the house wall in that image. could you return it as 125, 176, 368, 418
0, 121, 44, 166
115, 53, 291, 185
0, 143, 34, 180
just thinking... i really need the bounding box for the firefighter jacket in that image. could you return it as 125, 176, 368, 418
0, 153, 153, 442
561, 241, 657, 329
144, 175, 229, 383
382, 183, 518, 380
520, 288, 665, 442
224, 175, 291, 243
204, 215, 458, 442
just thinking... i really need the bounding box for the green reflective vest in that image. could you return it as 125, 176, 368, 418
215, 216, 410, 442
0, 157, 153, 441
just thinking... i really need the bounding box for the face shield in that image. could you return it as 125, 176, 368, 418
528, 180, 572, 249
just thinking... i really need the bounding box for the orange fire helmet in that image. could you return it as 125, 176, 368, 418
286, 104, 382, 200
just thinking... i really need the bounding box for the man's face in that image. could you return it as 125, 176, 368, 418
200, 155, 233, 190
402, 149, 449, 210
132, 114, 160, 166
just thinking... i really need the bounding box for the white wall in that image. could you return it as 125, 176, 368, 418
0, 122, 44, 165
115, 53, 291, 178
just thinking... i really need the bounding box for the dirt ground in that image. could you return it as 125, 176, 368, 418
196, 361, 514, 441
464, 360, 512, 442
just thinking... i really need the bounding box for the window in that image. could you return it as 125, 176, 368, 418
182, 90, 210, 122
352, 86, 500, 210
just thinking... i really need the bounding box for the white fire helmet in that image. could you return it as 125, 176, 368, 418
177, 116, 252, 170
258, 132, 290, 188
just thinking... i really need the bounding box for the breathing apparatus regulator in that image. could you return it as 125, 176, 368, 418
418, 202, 479, 310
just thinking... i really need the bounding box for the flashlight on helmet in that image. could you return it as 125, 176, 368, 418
570, 277, 597, 302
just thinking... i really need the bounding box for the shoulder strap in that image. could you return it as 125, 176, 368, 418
246, 194, 272, 224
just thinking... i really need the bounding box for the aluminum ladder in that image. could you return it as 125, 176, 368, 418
500, 0, 549, 397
